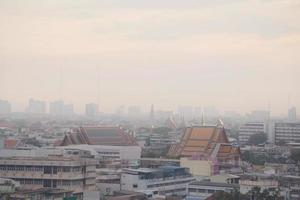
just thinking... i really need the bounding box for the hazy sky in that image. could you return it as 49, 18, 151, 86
0, 0, 299, 115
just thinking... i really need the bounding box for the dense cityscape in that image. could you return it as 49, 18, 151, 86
1, 0, 299, 199
0, 100, 299, 199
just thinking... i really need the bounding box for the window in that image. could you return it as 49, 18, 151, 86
133, 184, 138, 188
63, 167, 71, 172
44, 166, 52, 174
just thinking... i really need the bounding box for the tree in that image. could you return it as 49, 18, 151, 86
290, 148, 300, 163
248, 133, 267, 145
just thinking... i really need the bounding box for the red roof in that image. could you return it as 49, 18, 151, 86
60, 126, 137, 146
4, 139, 18, 149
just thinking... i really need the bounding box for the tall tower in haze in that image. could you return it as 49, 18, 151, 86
150, 104, 154, 120
288, 107, 297, 122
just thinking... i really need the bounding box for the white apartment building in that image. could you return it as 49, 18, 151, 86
121, 166, 195, 196
274, 122, 300, 144
238, 122, 267, 145
0, 149, 96, 199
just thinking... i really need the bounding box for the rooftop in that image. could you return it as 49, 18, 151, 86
189, 181, 239, 189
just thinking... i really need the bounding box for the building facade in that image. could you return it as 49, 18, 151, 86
121, 166, 195, 196
274, 122, 300, 144
0, 149, 96, 199
238, 122, 267, 145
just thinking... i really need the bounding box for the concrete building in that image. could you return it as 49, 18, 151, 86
239, 173, 278, 195
0, 148, 97, 199
59, 144, 141, 164
238, 122, 267, 145
180, 157, 218, 177
7, 188, 74, 200
187, 181, 239, 199
85, 103, 99, 117
275, 122, 300, 144
49, 100, 64, 116
279, 175, 300, 200
63, 104, 74, 116
49, 100, 73, 116
0, 100, 11, 115
26, 98, 46, 114
96, 168, 121, 196
248, 110, 270, 121
288, 107, 297, 122
121, 166, 195, 196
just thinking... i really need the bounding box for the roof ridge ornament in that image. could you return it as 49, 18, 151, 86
217, 119, 224, 127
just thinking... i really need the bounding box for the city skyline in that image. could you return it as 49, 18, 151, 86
0, 0, 299, 115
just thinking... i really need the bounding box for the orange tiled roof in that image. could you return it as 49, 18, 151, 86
168, 125, 240, 161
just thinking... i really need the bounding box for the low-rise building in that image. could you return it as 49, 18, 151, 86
96, 168, 121, 196
239, 173, 278, 195
187, 181, 239, 199
180, 157, 218, 177
0, 149, 97, 199
121, 166, 195, 196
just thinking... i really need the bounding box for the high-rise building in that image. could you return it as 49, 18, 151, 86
63, 104, 74, 116
274, 122, 300, 144
85, 103, 98, 117
150, 104, 154, 120
0, 100, 11, 115
26, 98, 46, 114
248, 110, 270, 122
49, 100, 73, 116
288, 107, 297, 122
238, 122, 267, 145
49, 100, 64, 115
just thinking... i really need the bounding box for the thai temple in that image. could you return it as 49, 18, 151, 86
60, 126, 137, 146
168, 120, 240, 164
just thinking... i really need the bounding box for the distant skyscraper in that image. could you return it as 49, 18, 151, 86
49, 101, 74, 116
63, 104, 74, 116
49, 100, 64, 116
128, 106, 141, 118
26, 98, 46, 114
150, 104, 154, 120
85, 103, 99, 117
288, 106, 297, 122
0, 100, 11, 115
248, 110, 270, 121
